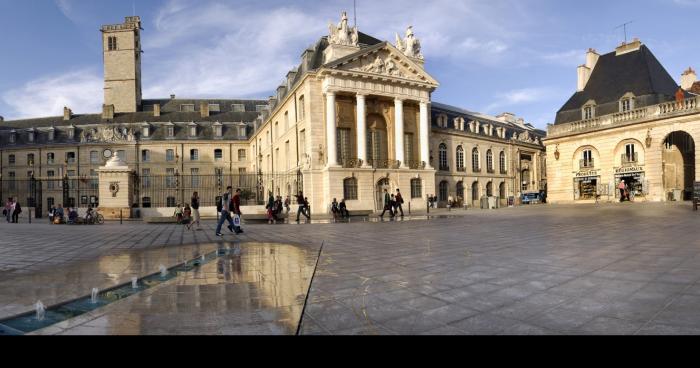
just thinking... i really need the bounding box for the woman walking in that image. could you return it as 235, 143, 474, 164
191, 192, 201, 230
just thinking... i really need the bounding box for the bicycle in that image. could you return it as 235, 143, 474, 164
85, 212, 105, 225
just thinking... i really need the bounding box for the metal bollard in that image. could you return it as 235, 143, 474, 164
408, 202, 411, 215
120, 209, 123, 225
29, 209, 32, 224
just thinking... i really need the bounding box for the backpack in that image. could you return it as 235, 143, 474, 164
397, 193, 404, 204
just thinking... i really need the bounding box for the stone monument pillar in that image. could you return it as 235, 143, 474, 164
98, 153, 133, 219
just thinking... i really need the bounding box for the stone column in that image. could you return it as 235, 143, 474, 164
419, 101, 431, 169
395, 98, 406, 168
326, 92, 338, 167
356, 94, 369, 167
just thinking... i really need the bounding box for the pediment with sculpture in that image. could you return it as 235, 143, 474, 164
80, 126, 135, 143
328, 47, 438, 86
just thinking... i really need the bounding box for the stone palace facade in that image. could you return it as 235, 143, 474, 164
0, 14, 546, 218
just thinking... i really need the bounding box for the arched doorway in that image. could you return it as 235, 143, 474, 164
663, 131, 696, 200
456, 181, 464, 205
486, 182, 493, 197
499, 182, 506, 206
376, 178, 390, 210
367, 114, 388, 168
471, 181, 479, 207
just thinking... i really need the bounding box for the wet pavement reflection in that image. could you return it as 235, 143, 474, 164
0, 242, 317, 335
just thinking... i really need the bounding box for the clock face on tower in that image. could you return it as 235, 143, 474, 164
103, 149, 113, 159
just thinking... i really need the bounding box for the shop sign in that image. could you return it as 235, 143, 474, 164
615, 166, 644, 175
575, 170, 598, 178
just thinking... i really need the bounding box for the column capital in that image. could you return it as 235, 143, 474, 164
394, 97, 405, 103
356, 93, 367, 98
324, 91, 336, 97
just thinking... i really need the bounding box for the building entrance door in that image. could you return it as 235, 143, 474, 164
663, 131, 696, 200
376, 178, 390, 210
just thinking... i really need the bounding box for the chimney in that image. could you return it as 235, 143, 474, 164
577, 65, 591, 92
585, 48, 600, 71
616, 38, 642, 56
200, 101, 210, 118
276, 85, 287, 102
681, 67, 697, 90
268, 96, 277, 111
0, 116, 4, 123
170, 94, 176, 99
63, 107, 72, 121
301, 48, 315, 72
102, 104, 115, 120
153, 103, 161, 117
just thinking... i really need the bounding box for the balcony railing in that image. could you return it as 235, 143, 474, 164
339, 158, 364, 168
457, 167, 466, 172
621, 153, 639, 166
487, 168, 495, 174
472, 167, 482, 173
580, 159, 594, 169
367, 159, 400, 169
547, 96, 700, 138
406, 160, 427, 170
439, 165, 450, 172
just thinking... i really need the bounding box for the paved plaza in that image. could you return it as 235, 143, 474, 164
1, 203, 700, 335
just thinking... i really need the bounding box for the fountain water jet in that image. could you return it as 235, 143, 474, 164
91, 288, 99, 304
35, 301, 45, 321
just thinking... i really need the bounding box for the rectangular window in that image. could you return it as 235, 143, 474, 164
584, 106, 593, 120
47, 171, 55, 189
90, 151, 99, 164
66, 152, 76, 164
337, 128, 351, 165
191, 168, 200, 188
142, 150, 150, 162
284, 111, 289, 131
166, 168, 176, 188
180, 104, 195, 112
8, 172, 15, 190
298, 96, 305, 120
232, 104, 245, 112
47, 153, 55, 165
209, 104, 220, 112
25, 154, 33, 166
285, 141, 290, 171
8, 155, 15, 166
90, 170, 98, 189
238, 149, 247, 161
167, 126, 175, 138
142, 197, 152, 208
190, 149, 199, 161
166, 149, 175, 162
621, 99, 631, 112
189, 125, 197, 137
167, 197, 177, 208
142, 169, 151, 189
411, 179, 423, 199
625, 144, 637, 163
215, 149, 223, 161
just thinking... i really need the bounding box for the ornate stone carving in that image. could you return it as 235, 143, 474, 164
81, 126, 135, 143
357, 55, 405, 77
328, 12, 358, 47
395, 26, 423, 59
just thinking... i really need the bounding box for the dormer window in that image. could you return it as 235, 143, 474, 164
27, 129, 35, 143
142, 124, 150, 138
188, 123, 197, 137
619, 93, 635, 112
454, 118, 465, 131
582, 100, 597, 120
209, 104, 220, 113
180, 104, 195, 112
67, 126, 75, 140
436, 114, 448, 128
213, 122, 223, 138
9, 130, 16, 144
165, 123, 175, 138
48, 128, 55, 142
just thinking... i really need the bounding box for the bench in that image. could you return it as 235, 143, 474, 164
347, 210, 373, 217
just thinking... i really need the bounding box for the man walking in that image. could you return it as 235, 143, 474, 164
380, 189, 394, 218
4, 198, 12, 223
11, 199, 21, 224
394, 188, 405, 217
216, 186, 236, 237
231, 188, 244, 234
191, 191, 201, 230
296, 191, 310, 222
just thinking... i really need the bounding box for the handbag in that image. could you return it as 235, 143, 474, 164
233, 214, 241, 227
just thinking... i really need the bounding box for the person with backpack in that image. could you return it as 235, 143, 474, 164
394, 188, 405, 217
215, 186, 236, 237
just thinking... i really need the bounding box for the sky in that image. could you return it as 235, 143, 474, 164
1, 0, 699, 129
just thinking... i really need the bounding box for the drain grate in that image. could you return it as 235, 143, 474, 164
0, 246, 236, 335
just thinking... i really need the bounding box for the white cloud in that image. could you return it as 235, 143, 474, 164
483, 87, 561, 114
2, 69, 103, 119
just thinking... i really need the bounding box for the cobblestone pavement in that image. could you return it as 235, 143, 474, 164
1, 203, 700, 335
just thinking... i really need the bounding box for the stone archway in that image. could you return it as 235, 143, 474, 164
663, 131, 696, 200
376, 178, 390, 210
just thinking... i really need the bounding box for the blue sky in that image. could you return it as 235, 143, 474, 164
1, 0, 699, 129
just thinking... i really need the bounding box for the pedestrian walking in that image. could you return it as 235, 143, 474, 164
4, 198, 12, 223
380, 189, 395, 218
394, 189, 405, 217
191, 192, 201, 230
231, 188, 244, 234
618, 180, 626, 202
215, 186, 236, 237
11, 200, 21, 223
339, 199, 349, 218
266, 192, 276, 224
284, 196, 291, 214
296, 191, 310, 222
331, 198, 340, 220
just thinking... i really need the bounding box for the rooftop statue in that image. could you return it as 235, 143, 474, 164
328, 12, 359, 47
395, 26, 423, 60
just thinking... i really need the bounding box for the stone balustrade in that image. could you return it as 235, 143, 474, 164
547, 96, 700, 139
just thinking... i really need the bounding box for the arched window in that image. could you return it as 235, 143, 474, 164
456, 181, 464, 200
472, 182, 480, 201
582, 100, 597, 120
456, 146, 465, 171
619, 93, 635, 112
499, 182, 506, 199
500, 152, 507, 174
439, 181, 449, 202
486, 150, 494, 173
439, 144, 448, 171
472, 148, 480, 172
411, 179, 422, 198
343, 177, 358, 200
486, 182, 493, 197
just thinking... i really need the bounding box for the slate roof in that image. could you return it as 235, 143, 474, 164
555, 45, 680, 125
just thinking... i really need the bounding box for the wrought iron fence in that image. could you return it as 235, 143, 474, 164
134, 172, 302, 208
0, 176, 100, 218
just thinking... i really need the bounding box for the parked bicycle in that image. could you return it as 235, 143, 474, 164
84, 211, 105, 225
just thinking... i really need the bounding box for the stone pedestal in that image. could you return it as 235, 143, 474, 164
98, 153, 133, 219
